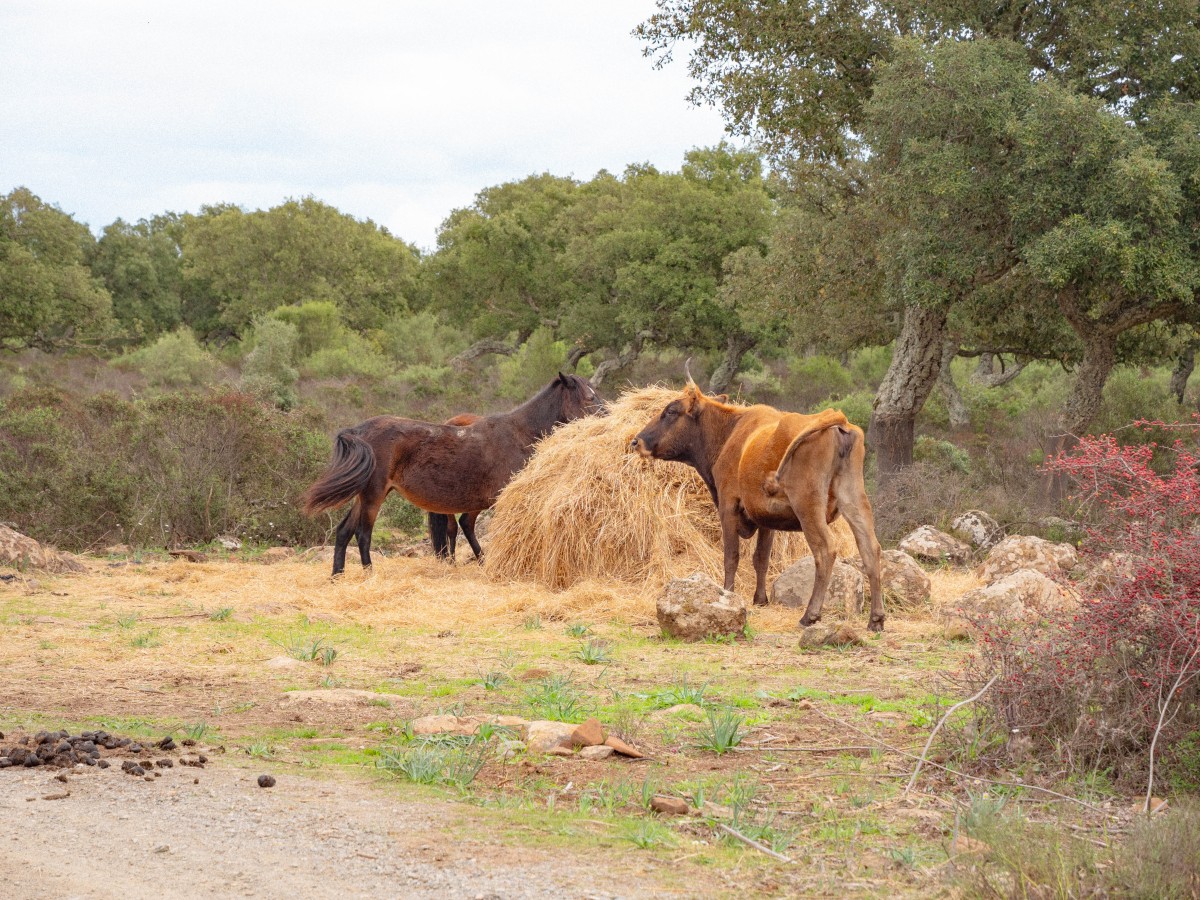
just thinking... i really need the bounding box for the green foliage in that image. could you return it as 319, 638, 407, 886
817, 390, 874, 431
379, 310, 468, 366
523, 675, 586, 723
302, 333, 389, 380
241, 317, 299, 409
496, 328, 570, 401
0, 187, 113, 350
914, 436, 971, 474
378, 738, 488, 790
270, 300, 341, 357
695, 709, 744, 754
571, 640, 612, 666
113, 327, 221, 388
92, 215, 184, 340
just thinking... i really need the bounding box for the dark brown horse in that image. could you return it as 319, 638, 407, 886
303, 373, 602, 575
429, 413, 483, 560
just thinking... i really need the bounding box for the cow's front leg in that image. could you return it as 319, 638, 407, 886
751, 528, 775, 606
719, 507, 742, 593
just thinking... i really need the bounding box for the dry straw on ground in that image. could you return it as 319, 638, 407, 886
484, 385, 854, 597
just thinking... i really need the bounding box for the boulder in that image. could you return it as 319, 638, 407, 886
1078, 551, 1138, 594
944, 568, 1077, 632
897, 526, 972, 564
525, 720, 577, 754
259, 547, 295, 564
977, 535, 1077, 583
951, 510, 1004, 550
771, 557, 863, 614
656, 573, 747, 642
848, 549, 930, 608
570, 718, 606, 748
650, 795, 689, 816
0, 525, 85, 574
578, 745, 615, 761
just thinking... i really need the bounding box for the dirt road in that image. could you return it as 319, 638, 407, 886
0, 760, 667, 899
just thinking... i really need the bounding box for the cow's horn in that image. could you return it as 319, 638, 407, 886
684, 357, 696, 387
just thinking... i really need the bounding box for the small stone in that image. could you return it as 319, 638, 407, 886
128, 743, 142, 753
54, 772, 69, 783
144, 775, 154, 782
577, 745, 615, 761
153, 845, 170, 854
257, 774, 276, 788
156, 736, 176, 751
570, 718, 606, 748
603, 735, 645, 758
543, 746, 574, 757
650, 795, 689, 816
156, 758, 174, 768
97, 759, 110, 769
41, 791, 70, 801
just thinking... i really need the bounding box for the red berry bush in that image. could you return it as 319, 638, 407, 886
955, 420, 1200, 794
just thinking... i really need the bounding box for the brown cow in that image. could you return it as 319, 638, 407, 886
631, 380, 884, 631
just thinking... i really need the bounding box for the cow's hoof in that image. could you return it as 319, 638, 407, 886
799, 615, 820, 627
868, 617, 885, 633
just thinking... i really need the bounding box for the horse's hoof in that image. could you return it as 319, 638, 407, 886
752, 598, 769, 607
799, 615, 820, 628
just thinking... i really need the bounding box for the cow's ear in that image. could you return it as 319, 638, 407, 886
713, 393, 729, 403
682, 383, 703, 417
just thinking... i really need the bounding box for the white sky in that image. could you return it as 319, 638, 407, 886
1, 1, 730, 251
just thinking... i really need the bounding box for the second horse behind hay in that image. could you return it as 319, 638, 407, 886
428, 413, 482, 561
303, 373, 603, 576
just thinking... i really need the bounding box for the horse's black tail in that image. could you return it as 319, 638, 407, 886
429, 513, 451, 558
302, 429, 376, 516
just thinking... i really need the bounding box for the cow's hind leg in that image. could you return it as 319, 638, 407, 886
460, 512, 483, 561
797, 516, 836, 628
836, 478, 885, 631
751, 528, 775, 606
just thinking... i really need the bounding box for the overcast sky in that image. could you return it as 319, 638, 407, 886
1, 1, 731, 250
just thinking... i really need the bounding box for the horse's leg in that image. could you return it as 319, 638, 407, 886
460, 512, 483, 561
447, 514, 459, 558
429, 514, 450, 560
332, 507, 357, 576
355, 488, 387, 570
751, 528, 775, 607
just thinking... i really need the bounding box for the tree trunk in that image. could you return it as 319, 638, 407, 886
1169, 342, 1197, 405
590, 330, 657, 388
869, 304, 948, 478
708, 333, 756, 395
936, 341, 971, 429
972, 352, 994, 381
448, 338, 518, 369
1061, 336, 1117, 437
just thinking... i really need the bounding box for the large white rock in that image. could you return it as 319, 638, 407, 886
848, 549, 932, 609
977, 535, 1078, 583
656, 573, 747, 642
943, 568, 1078, 633
951, 510, 1004, 550
0, 524, 85, 574
771, 557, 864, 614
897, 526, 973, 564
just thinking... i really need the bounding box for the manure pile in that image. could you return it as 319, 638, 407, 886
485, 386, 854, 594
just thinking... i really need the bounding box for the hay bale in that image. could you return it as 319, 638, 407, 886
485, 386, 855, 593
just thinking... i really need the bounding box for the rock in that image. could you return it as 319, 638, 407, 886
977, 535, 1077, 583
570, 718, 606, 748
650, 795, 689, 816
257, 774, 276, 788
897, 526, 972, 564
168, 549, 206, 563
577, 745, 615, 761
259, 547, 295, 564
771, 558, 863, 614
799, 623, 863, 648
848, 550, 931, 608
1079, 552, 1138, 593
525, 721, 577, 754
216, 535, 242, 551
0, 524, 86, 573
603, 735, 645, 758
944, 569, 1077, 632
298, 545, 335, 563
656, 572, 747, 642
544, 745, 574, 757
951, 510, 1004, 550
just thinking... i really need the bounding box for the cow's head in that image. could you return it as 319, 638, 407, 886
630, 365, 721, 463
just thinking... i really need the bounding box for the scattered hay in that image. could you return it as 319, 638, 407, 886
485, 386, 855, 596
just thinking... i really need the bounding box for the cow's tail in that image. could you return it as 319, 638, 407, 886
302, 429, 376, 515
764, 409, 852, 496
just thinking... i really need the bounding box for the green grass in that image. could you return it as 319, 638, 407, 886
695, 709, 744, 755
572, 639, 612, 665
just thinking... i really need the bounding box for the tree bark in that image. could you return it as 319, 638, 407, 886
448, 338, 518, 369
1169, 342, 1197, 405
936, 341, 971, 429
1061, 336, 1117, 437
590, 330, 657, 388
869, 304, 949, 478
708, 333, 757, 395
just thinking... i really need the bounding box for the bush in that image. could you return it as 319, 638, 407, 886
0, 387, 330, 550
951, 421, 1200, 792
780, 354, 854, 410
270, 300, 342, 357
379, 310, 468, 367
113, 327, 221, 388
496, 327, 569, 401
303, 331, 389, 379
242, 317, 299, 409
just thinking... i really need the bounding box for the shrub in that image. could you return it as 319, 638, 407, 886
113, 327, 221, 388
379, 310, 468, 367
951, 421, 1200, 792
497, 327, 569, 401
270, 300, 341, 357
780, 354, 854, 410
302, 331, 389, 379
242, 317, 299, 409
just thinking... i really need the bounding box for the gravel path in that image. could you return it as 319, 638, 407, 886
0, 760, 667, 899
